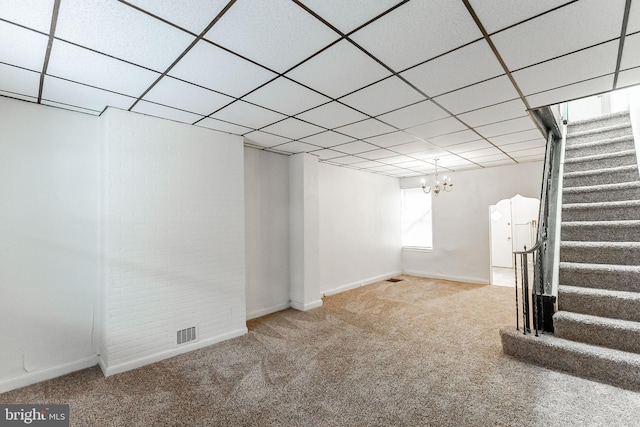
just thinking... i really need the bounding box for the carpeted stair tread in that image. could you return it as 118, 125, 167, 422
554, 311, 640, 354
559, 262, 640, 292
500, 326, 640, 391
563, 164, 640, 187
562, 199, 640, 221
566, 124, 633, 146
563, 149, 637, 173
560, 241, 640, 265
564, 135, 635, 156
561, 220, 640, 242
558, 285, 640, 322
567, 111, 633, 133
561, 181, 640, 203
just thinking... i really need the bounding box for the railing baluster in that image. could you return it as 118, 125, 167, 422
514, 253, 519, 331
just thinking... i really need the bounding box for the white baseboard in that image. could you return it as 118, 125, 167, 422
403, 270, 489, 285
246, 302, 291, 320
322, 271, 403, 297
100, 327, 248, 377
0, 355, 99, 394
290, 299, 323, 311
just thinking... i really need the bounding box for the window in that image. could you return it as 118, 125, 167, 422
401, 188, 433, 249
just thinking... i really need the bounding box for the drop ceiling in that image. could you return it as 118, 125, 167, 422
1, 0, 638, 177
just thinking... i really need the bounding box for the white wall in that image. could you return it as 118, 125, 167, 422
0, 98, 100, 392
319, 164, 402, 295
100, 108, 247, 376
244, 147, 290, 319
402, 161, 543, 284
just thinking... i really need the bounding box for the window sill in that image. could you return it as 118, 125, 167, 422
402, 246, 433, 253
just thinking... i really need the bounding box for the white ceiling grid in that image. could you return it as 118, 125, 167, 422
0, 0, 638, 178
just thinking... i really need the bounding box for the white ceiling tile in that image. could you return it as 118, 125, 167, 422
491, 0, 626, 70
339, 76, 425, 116
389, 140, 435, 155
350, 0, 482, 71
377, 100, 449, 129
211, 101, 286, 129
525, 75, 614, 109
364, 132, 420, 148
475, 116, 537, 138
132, 100, 203, 124
298, 0, 403, 33
334, 118, 396, 139
56, 0, 195, 71
0, 0, 55, 33
357, 148, 397, 160
508, 147, 546, 158
125, 0, 227, 34
350, 160, 385, 169
513, 154, 545, 163
295, 101, 368, 129
406, 117, 467, 139
489, 129, 543, 145
401, 40, 504, 97
309, 149, 344, 160
47, 40, 161, 97
0, 91, 36, 102
409, 148, 450, 160
513, 41, 618, 96
244, 78, 330, 116
377, 155, 418, 165
0, 63, 40, 98
285, 39, 391, 99
197, 117, 252, 135
478, 158, 516, 168
457, 99, 528, 127
462, 147, 504, 159
429, 130, 482, 147
620, 33, 640, 70
616, 67, 640, 90
244, 131, 292, 148
42, 76, 135, 111
143, 76, 233, 116
205, 0, 339, 73
628, 0, 640, 33
332, 140, 378, 155
330, 155, 368, 165
300, 131, 355, 148
272, 140, 322, 154
261, 118, 325, 140
0, 21, 48, 71
435, 155, 472, 167
434, 75, 520, 114
447, 140, 494, 154
395, 159, 433, 169
468, 0, 570, 34
366, 164, 405, 172
502, 139, 546, 152
170, 41, 276, 97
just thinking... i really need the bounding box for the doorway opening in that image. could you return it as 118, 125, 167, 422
489, 194, 539, 287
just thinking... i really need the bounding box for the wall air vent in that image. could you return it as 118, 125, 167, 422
177, 326, 197, 345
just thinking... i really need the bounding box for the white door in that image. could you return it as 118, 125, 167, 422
490, 199, 513, 268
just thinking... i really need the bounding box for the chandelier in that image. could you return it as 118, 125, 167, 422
421, 158, 453, 196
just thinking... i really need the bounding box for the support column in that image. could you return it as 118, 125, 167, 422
289, 153, 322, 311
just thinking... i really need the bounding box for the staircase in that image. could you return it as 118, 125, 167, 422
501, 111, 640, 391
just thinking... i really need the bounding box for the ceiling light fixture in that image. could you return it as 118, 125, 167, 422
421, 158, 453, 196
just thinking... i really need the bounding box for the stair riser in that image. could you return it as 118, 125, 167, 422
563, 168, 639, 187
568, 114, 631, 132
558, 267, 640, 292
562, 204, 640, 221
501, 328, 640, 392
558, 290, 640, 322
561, 224, 640, 242
562, 186, 640, 204
563, 153, 637, 173
554, 316, 640, 354
565, 138, 635, 157
566, 127, 633, 146
560, 245, 640, 266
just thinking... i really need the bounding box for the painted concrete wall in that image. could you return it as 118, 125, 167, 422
401, 161, 543, 284
319, 163, 402, 295
244, 147, 290, 319
101, 108, 247, 376
0, 97, 100, 392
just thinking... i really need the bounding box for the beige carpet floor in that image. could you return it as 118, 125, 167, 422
2, 275, 640, 426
